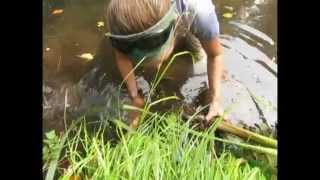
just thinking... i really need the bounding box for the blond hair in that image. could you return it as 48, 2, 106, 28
105, 0, 202, 62
105, 0, 171, 35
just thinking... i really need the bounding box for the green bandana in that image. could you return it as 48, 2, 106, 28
128, 27, 176, 63
105, 1, 179, 64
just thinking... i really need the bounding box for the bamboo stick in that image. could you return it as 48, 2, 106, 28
218, 121, 277, 148
182, 113, 277, 148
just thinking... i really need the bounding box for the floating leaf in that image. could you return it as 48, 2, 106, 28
77, 53, 94, 61
52, 9, 64, 15
223, 13, 233, 18
97, 21, 104, 27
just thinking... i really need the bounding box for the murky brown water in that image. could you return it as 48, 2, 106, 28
43, 0, 277, 134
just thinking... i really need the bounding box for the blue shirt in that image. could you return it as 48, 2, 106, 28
175, 0, 220, 40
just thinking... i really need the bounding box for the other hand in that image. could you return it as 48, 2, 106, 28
205, 100, 224, 124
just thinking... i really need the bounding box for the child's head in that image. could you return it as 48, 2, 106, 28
104, 0, 202, 65
105, 0, 171, 35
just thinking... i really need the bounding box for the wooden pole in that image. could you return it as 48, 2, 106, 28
218, 121, 277, 148
182, 113, 277, 148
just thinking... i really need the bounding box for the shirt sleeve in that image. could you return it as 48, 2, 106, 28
187, 0, 220, 40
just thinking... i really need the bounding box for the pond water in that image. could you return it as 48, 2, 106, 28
43, 0, 277, 135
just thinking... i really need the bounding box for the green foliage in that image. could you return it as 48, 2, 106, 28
43, 113, 275, 179
43, 130, 61, 170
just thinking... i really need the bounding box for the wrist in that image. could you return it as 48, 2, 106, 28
208, 92, 220, 102
129, 91, 138, 99
210, 99, 220, 107
131, 94, 145, 107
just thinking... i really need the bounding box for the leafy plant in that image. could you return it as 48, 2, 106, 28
43, 130, 61, 170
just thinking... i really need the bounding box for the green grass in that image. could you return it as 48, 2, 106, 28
43, 113, 276, 180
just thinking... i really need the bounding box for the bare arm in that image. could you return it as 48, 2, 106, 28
200, 37, 224, 121
114, 48, 144, 127
114, 48, 139, 98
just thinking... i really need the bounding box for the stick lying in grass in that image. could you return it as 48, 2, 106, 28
182, 113, 277, 148
217, 120, 277, 148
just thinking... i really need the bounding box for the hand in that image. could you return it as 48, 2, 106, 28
128, 95, 145, 129
205, 100, 224, 124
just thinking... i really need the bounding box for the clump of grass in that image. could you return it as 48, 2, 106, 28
43, 113, 275, 179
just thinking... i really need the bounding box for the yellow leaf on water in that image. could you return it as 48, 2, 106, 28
97, 21, 104, 27
223, 13, 233, 18
77, 53, 94, 61
52, 9, 64, 15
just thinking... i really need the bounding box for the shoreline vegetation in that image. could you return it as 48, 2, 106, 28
43, 112, 277, 180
